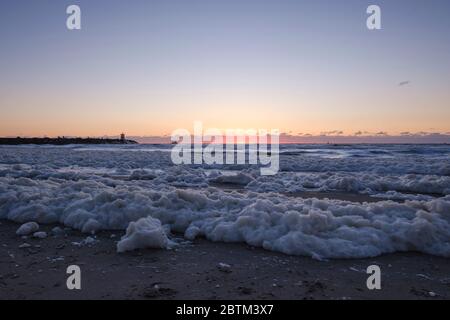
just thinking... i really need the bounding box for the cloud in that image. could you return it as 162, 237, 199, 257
320, 130, 344, 136
353, 131, 371, 136
414, 131, 444, 137
398, 81, 411, 87
129, 131, 450, 144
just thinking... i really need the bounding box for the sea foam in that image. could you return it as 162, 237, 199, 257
0, 145, 449, 258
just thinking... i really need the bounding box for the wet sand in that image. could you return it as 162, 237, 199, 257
1, 220, 449, 300
285, 191, 386, 203
209, 183, 387, 203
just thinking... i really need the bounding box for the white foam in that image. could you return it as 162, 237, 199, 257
33, 231, 47, 239
1, 146, 449, 259
72, 236, 98, 247
16, 222, 39, 236
117, 217, 172, 252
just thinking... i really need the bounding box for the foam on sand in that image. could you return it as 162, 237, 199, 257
117, 217, 173, 252
16, 222, 39, 236
1, 145, 449, 259
2, 175, 450, 258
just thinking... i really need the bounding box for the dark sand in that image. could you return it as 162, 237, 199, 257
1, 220, 449, 300
209, 183, 388, 203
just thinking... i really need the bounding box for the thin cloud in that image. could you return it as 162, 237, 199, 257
398, 81, 411, 87
130, 132, 450, 144
320, 130, 344, 136
354, 131, 372, 136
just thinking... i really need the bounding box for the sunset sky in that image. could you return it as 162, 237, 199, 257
0, 0, 449, 141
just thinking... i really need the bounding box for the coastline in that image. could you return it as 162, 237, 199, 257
0, 137, 138, 145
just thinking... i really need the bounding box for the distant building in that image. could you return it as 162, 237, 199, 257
120, 133, 125, 142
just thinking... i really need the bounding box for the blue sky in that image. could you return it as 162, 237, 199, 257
0, 0, 449, 141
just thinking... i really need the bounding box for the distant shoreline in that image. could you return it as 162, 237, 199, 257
0, 138, 448, 146
0, 137, 138, 145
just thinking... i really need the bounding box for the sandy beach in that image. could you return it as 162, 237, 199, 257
1, 219, 449, 300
